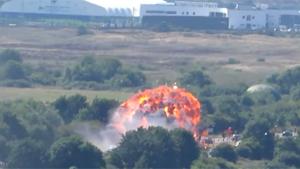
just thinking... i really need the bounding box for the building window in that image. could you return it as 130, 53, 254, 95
146, 10, 164, 14
193, 12, 196, 15
242, 16, 246, 19
186, 12, 189, 15
146, 10, 176, 14
247, 15, 251, 21
252, 16, 255, 19
182, 12, 184, 15
166, 11, 177, 14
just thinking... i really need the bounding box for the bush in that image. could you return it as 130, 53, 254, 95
76, 98, 118, 123
241, 119, 275, 160
180, 70, 212, 87
64, 56, 146, 89
256, 58, 266, 62
227, 58, 240, 64
211, 144, 238, 163
267, 66, 300, 93
53, 95, 88, 123
47, 136, 105, 168
236, 143, 253, 158
77, 26, 89, 36
291, 87, 300, 100
277, 152, 300, 168
0, 79, 31, 88
109, 127, 177, 168
1, 61, 26, 80
110, 71, 146, 88
7, 139, 46, 168
0, 49, 22, 64
192, 157, 237, 169
30, 72, 56, 86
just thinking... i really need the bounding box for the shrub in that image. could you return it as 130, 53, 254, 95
110, 71, 146, 88
2, 61, 26, 80
30, 72, 56, 86
211, 144, 238, 162
227, 58, 240, 64
180, 70, 212, 87
256, 58, 266, 62
53, 95, 88, 123
47, 136, 105, 168
76, 98, 118, 123
277, 152, 300, 168
236, 143, 252, 158
0, 49, 22, 64
77, 26, 89, 36
0, 79, 31, 88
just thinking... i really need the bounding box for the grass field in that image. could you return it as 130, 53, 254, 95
0, 26, 300, 100
0, 87, 132, 102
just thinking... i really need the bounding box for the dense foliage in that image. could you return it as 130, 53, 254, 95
2, 47, 300, 168
0, 49, 146, 89
108, 127, 199, 169
0, 98, 117, 168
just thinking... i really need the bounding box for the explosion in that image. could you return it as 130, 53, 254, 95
111, 85, 201, 138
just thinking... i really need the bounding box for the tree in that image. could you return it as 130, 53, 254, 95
191, 156, 237, 169
180, 70, 212, 87
216, 97, 241, 115
110, 71, 146, 87
7, 139, 46, 168
0, 111, 27, 140
47, 136, 105, 168
2, 61, 26, 80
69, 56, 103, 82
0, 49, 22, 64
100, 58, 122, 79
241, 119, 275, 160
170, 129, 199, 168
76, 98, 118, 123
0, 135, 9, 162
53, 95, 88, 123
109, 127, 177, 169
277, 152, 300, 168
267, 66, 300, 93
211, 144, 238, 163
291, 87, 300, 100
201, 99, 215, 114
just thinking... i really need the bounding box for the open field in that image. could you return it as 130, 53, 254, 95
0, 87, 132, 102
0, 26, 300, 100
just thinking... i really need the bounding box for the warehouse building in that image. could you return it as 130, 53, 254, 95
0, 0, 133, 18
140, 1, 229, 30
228, 4, 300, 30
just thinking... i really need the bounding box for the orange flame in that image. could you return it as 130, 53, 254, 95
111, 85, 201, 138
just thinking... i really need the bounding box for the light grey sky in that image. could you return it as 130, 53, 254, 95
87, 0, 166, 8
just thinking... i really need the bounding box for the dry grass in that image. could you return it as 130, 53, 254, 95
0, 26, 300, 92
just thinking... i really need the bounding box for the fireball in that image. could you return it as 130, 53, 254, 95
111, 85, 201, 138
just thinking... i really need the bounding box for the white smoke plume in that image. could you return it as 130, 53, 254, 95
75, 108, 183, 152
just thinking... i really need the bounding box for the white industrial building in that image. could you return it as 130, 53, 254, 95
140, 1, 229, 29
140, 1, 228, 18
0, 0, 133, 17
1, 0, 300, 30
228, 10, 266, 30
228, 7, 300, 30
0, 0, 167, 17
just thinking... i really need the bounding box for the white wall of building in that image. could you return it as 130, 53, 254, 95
0, 0, 133, 17
140, 2, 228, 17
228, 10, 266, 30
